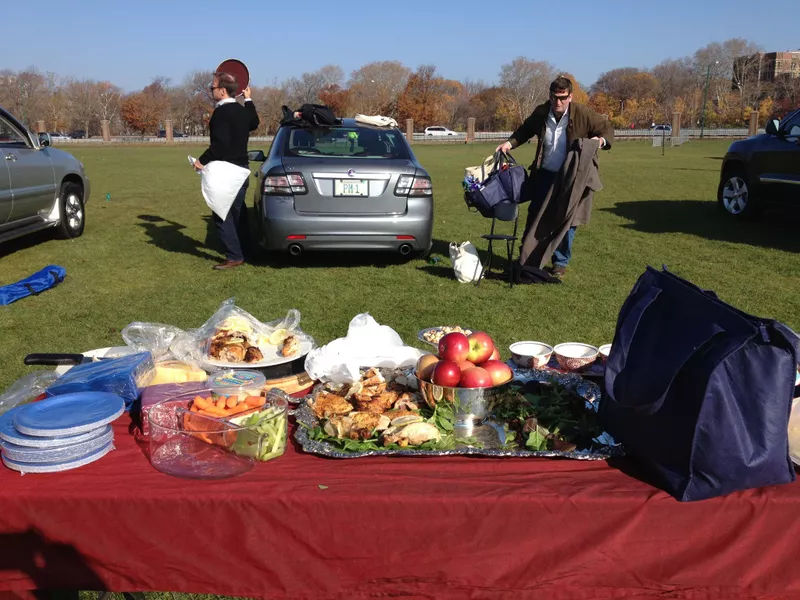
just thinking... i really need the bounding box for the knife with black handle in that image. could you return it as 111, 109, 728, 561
24, 353, 88, 366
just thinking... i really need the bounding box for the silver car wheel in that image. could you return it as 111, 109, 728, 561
65, 193, 84, 230
721, 176, 748, 215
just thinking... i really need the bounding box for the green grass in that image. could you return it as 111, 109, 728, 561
2, 139, 800, 391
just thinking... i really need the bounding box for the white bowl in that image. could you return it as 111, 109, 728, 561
509, 341, 553, 369
553, 343, 599, 372
598, 344, 612, 363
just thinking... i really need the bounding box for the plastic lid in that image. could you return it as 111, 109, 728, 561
209, 370, 266, 393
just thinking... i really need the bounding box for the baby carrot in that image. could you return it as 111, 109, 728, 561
245, 395, 266, 407
226, 403, 254, 416
193, 396, 211, 410
215, 397, 227, 410
226, 396, 239, 409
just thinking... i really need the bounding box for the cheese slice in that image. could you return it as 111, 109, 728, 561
148, 361, 208, 386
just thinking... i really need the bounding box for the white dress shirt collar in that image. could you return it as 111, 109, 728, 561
215, 97, 237, 108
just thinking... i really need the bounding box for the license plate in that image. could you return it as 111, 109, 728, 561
334, 179, 369, 197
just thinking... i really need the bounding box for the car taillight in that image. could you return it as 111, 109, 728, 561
395, 175, 432, 197
263, 173, 307, 195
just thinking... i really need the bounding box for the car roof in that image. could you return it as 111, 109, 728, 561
281, 118, 400, 132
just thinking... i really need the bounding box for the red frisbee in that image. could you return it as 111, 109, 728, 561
215, 58, 250, 96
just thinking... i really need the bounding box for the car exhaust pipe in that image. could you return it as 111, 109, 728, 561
398, 243, 412, 256
288, 244, 303, 256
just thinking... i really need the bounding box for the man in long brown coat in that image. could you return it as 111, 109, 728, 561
497, 76, 613, 277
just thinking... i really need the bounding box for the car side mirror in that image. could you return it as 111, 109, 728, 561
248, 150, 266, 162
38, 132, 51, 147
765, 119, 780, 136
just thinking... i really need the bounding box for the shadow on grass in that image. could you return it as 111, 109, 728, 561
137, 214, 221, 261
602, 200, 800, 254
0, 229, 55, 258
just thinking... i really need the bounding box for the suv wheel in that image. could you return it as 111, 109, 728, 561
717, 169, 757, 218
57, 181, 85, 238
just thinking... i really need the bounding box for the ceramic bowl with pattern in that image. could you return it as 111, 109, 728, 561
509, 342, 554, 369
553, 343, 599, 372
598, 344, 612, 364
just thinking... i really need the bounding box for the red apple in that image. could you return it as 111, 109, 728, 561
431, 360, 462, 387
466, 331, 494, 364
481, 360, 513, 385
416, 354, 440, 382
488, 347, 501, 362
458, 366, 493, 388
438, 332, 470, 363
456, 359, 475, 372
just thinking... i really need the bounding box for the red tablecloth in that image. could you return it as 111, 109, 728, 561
1, 415, 799, 600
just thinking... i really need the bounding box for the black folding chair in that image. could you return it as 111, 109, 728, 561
475, 201, 519, 288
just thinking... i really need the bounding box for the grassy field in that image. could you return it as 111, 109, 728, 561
1, 139, 799, 391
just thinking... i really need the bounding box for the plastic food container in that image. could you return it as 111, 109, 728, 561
146, 389, 289, 479
209, 370, 266, 400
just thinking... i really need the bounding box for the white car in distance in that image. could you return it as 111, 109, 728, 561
424, 126, 458, 137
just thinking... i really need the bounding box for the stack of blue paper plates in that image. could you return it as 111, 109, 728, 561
0, 392, 124, 473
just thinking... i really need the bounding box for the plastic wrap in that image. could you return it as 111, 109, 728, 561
170, 298, 313, 370
121, 322, 184, 361
304, 313, 424, 384
0, 371, 60, 415
45, 352, 155, 410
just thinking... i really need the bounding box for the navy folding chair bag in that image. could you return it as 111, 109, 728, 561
0, 265, 66, 306
600, 266, 800, 501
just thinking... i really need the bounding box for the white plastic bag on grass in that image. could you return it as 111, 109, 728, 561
450, 241, 483, 283
304, 313, 424, 384
200, 161, 251, 221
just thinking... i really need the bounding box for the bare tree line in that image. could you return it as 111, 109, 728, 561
1, 38, 797, 137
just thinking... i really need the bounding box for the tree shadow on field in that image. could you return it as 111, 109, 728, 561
602, 200, 800, 254
137, 214, 221, 261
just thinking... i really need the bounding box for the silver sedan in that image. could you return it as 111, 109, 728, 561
0, 106, 91, 244
250, 119, 433, 257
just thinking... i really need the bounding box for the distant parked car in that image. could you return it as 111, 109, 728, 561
0, 106, 91, 244
717, 107, 800, 218
249, 118, 433, 256
157, 129, 186, 138
424, 126, 458, 137
650, 124, 672, 133
70, 130, 87, 139
49, 132, 71, 141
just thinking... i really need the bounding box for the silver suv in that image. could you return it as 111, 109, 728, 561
0, 106, 91, 244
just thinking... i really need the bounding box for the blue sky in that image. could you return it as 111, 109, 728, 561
4, 0, 798, 92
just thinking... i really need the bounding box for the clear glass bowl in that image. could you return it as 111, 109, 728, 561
146, 390, 288, 479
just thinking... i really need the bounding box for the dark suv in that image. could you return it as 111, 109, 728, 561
718, 108, 800, 218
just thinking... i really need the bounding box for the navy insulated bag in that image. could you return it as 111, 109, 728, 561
599, 266, 800, 501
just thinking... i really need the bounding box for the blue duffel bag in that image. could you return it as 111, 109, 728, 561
0, 265, 66, 306
599, 266, 800, 501
464, 152, 528, 217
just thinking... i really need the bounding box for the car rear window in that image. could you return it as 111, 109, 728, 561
283, 126, 409, 159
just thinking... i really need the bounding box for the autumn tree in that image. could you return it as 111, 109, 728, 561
66, 78, 98, 137
347, 61, 411, 117
121, 79, 170, 136
250, 85, 288, 135
285, 65, 344, 106
499, 57, 557, 125
94, 81, 122, 133
44, 72, 71, 133
396, 65, 450, 129
693, 38, 762, 105
318, 84, 352, 117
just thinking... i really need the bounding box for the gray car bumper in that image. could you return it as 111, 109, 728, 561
259, 196, 433, 252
